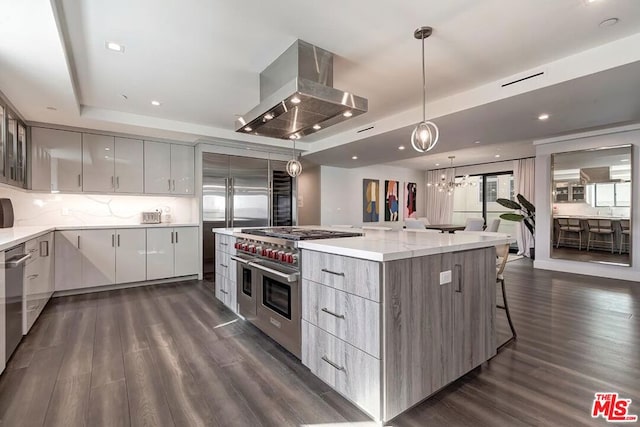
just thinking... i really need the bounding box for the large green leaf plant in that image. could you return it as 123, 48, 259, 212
496, 194, 535, 237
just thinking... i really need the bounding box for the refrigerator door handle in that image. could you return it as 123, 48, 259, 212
229, 177, 234, 228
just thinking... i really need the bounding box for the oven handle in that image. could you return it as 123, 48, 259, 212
247, 262, 299, 283
230, 255, 252, 264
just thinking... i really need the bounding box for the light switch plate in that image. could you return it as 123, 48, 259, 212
440, 270, 452, 285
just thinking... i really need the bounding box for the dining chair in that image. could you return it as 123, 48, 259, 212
586, 219, 615, 253
619, 219, 631, 254
417, 217, 431, 226
496, 243, 517, 351
405, 219, 426, 229
486, 218, 501, 232
556, 218, 584, 250
464, 217, 485, 231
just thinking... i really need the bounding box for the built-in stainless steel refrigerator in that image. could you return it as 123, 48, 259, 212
202, 153, 295, 279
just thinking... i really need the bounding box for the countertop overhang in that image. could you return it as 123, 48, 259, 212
213, 227, 514, 262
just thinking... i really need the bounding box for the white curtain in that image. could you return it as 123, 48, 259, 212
425, 168, 455, 224
513, 158, 535, 257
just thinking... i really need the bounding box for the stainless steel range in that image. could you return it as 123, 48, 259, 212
230, 227, 362, 358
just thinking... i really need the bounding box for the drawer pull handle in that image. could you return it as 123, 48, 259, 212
220, 289, 229, 295
28, 274, 39, 280
321, 268, 345, 277
220, 264, 228, 268
321, 307, 345, 319
220, 242, 228, 246
321, 355, 345, 372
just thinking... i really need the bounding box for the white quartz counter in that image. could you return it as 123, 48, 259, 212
214, 227, 513, 262
0, 223, 198, 252
298, 230, 513, 261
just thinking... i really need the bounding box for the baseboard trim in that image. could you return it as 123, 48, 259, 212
52, 275, 199, 297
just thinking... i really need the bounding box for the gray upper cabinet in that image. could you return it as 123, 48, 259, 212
82, 134, 144, 193
31, 127, 83, 192
144, 140, 194, 195
82, 133, 115, 192
114, 137, 144, 193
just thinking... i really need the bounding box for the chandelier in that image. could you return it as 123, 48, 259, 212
286, 135, 302, 177
410, 26, 439, 153
427, 156, 475, 195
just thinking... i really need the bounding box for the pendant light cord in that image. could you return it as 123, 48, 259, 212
421, 35, 426, 123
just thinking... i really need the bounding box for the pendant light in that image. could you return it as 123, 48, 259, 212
286, 135, 302, 177
411, 26, 439, 153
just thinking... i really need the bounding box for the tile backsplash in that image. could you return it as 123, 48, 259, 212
0, 185, 198, 226
553, 202, 630, 218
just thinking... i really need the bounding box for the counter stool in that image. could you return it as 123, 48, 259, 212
619, 220, 631, 254
496, 244, 516, 351
587, 219, 615, 253
556, 218, 584, 250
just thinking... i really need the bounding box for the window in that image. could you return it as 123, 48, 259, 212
486, 178, 498, 202
594, 182, 631, 207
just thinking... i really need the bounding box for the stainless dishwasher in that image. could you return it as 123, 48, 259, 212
4, 244, 30, 362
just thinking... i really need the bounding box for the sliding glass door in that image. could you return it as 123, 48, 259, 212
453, 172, 516, 235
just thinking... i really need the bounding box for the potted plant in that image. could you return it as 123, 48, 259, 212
496, 194, 536, 259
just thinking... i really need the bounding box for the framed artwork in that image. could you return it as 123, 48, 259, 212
363, 179, 380, 222
404, 182, 417, 219
385, 180, 399, 222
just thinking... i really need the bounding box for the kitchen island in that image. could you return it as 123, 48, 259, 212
214, 228, 512, 424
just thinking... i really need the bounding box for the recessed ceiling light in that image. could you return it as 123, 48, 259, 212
46, 106, 57, 111
435, 163, 440, 166
289, 134, 299, 140
343, 110, 353, 118
538, 113, 550, 120
312, 124, 322, 130
264, 113, 274, 120
398, 145, 405, 150
106, 41, 124, 53
291, 96, 301, 104
244, 126, 252, 132
151, 100, 161, 106
599, 18, 619, 28
495, 154, 501, 158
474, 140, 481, 144
105, 147, 110, 151
352, 156, 358, 160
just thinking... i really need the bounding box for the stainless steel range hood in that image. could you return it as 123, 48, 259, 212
236, 40, 368, 140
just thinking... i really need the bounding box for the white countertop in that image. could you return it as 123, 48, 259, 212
554, 215, 629, 220
213, 227, 513, 261
0, 223, 198, 252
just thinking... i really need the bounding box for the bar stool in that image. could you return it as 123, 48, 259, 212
556, 218, 584, 250
587, 219, 615, 253
496, 244, 516, 351
619, 220, 631, 254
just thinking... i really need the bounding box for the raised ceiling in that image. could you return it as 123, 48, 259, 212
1, 0, 640, 163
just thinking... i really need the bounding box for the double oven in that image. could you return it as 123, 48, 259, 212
232, 247, 301, 358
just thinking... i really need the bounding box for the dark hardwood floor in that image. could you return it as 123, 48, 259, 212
1, 259, 638, 426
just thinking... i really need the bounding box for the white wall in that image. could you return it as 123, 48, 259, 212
534, 125, 640, 281
320, 165, 425, 228
0, 184, 197, 226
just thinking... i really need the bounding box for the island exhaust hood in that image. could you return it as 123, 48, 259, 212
236, 40, 368, 140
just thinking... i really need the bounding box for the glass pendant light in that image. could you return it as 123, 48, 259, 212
411, 26, 439, 153
286, 135, 302, 177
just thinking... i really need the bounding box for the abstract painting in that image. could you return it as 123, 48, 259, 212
404, 182, 417, 219
362, 179, 379, 222
385, 180, 399, 222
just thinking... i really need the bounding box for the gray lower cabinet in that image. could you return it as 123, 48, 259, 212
301, 247, 496, 423
214, 234, 237, 313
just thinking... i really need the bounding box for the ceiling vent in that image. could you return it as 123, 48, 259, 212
236, 40, 368, 140
501, 71, 545, 88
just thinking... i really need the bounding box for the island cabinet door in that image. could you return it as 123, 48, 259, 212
451, 247, 497, 377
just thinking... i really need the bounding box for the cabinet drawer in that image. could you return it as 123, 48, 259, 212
215, 251, 236, 281
301, 250, 380, 302
215, 234, 236, 255
24, 238, 40, 265
302, 279, 380, 358
302, 321, 380, 419
214, 273, 237, 312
